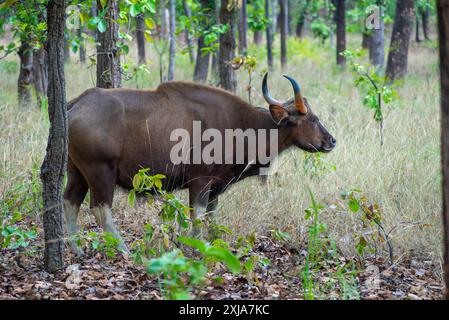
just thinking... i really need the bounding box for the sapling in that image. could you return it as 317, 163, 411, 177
342, 49, 397, 146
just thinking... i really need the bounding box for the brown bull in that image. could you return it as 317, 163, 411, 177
63, 73, 336, 254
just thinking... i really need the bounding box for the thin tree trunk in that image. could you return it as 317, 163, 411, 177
33, 48, 48, 108
17, 40, 33, 108
41, 0, 67, 273
415, 15, 421, 42
279, 0, 288, 68
96, 0, 121, 88
265, 0, 273, 70
194, 0, 214, 82
136, 14, 146, 65
296, 0, 310, 39
370, 5, 385, 69
238, 0, 248, 54
253, 30, 262, 45
78, 27, 86, 63
168, 0, 175, 80
336, 0, 346, 66
385, 0, 414, 82
437, 0, 449, 300
219, 0, 237, 92
362, 30, 372, 49
422, 1, 430, 40
159, 0, 167, 38
182, 0, 195, 63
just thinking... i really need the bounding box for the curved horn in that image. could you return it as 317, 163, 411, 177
262, 73, 284, 107
283, 75, 307, 114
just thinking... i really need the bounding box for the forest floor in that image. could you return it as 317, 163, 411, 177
0, 213, 443, 300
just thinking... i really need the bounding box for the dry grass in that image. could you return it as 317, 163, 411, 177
0, 34, 442, 273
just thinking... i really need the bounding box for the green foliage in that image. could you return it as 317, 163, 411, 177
146, 249, 207, 299
75, 231, 124, 258
303, 152, 336, 178
340, 189, 392, 261
0, 161, 41, 250
342, 49, 398, 145
310, 19, 331, 44
301, 189, 360, 300
247, 0, 268, 32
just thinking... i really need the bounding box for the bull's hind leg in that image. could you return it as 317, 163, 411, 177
63, 159, 88, 256
84, 161, 129, 253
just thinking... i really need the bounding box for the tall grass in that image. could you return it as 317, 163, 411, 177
0, 34, 442, 274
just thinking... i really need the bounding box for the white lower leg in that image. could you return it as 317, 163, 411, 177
63, 200, 83, 255
92, 206, 129, 253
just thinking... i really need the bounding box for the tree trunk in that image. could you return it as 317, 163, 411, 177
168, 0, 175, 80
296, 0, 310, 39
159, 0, 167, 38
182, 0, 195, 63
253, 30, 262, 45
78, 26, 86, 64
370, 5, 385, 69
279, 0, 288, 68
362, 31, 372, 49
265, 0, 273, 70
336, 0, 346, 66
194, 0, 214, 82
238, 0, 248, 54
219, 0, 237, 92
385, 0, 414, 82
17, 40, 33, 108
136, 14, 146, 65
33, 48, 48, 109
422, 1, 430, 40
41, 0, 67, 273
438, 0, 449, 300
415, 15, 421, 42
96, 0, 121, 88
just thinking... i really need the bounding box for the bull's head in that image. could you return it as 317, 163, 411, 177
262, 73, 336, 153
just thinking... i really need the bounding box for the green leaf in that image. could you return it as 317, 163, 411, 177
128, 190, 136, 207
348, 199, 360, 213
97, 19, 107, 33
145, 17, 155, 29
178, 237, 207, 254
205, 247, 241, 274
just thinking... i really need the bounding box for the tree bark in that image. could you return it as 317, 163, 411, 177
33, 48, 48, 109
182, 0, 195, 64
265, 0, 273, 70
279, 0, 288, 68
78, 26, 86, 64
17, 40, 33, 108
194, 0, 214, 82
362, 30, 372, 49
136, 14, 146, 65
415, 15, 421, 42
168, 0, 175, 80
41, 0, 67, 273
385, 0, 414, 82
253, 30, 262, 45
422, 1, 430, 40
159, 0, 167, 38
96, 0, 121, 88
370, 5, 385, 69
219, 0, 237, 92
238, 0, 248, 54
437, 0, 449, 300
336, 0, 346, 66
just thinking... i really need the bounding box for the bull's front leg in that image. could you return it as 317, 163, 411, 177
189, 179, 213, 238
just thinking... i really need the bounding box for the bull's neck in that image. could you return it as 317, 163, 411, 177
246, 108, 293, 155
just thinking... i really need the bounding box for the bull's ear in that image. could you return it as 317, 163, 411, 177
269, 104, 290, 126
